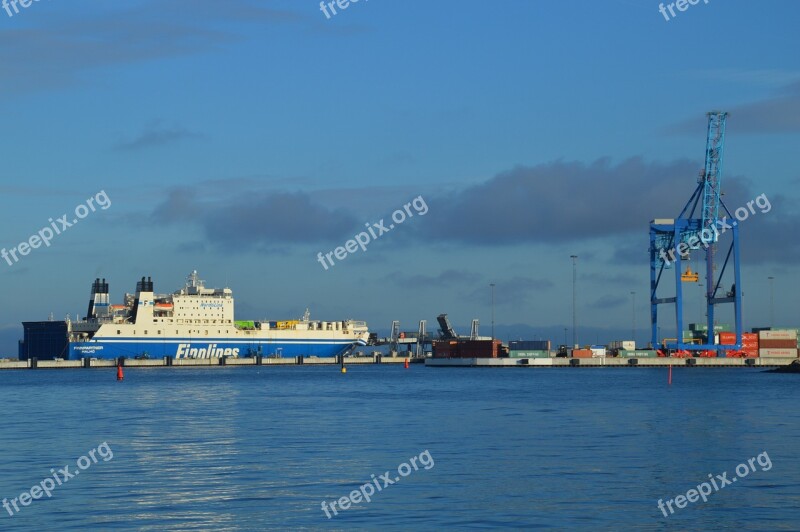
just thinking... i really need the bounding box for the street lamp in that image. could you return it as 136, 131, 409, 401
630, 291, 636, 345
570, 255, 578, 347
768, 276, 775, 327
563, 327, 568, 346
490, 283, 496, 341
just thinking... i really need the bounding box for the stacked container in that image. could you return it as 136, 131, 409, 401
719, 332, 759, 357
431, 339, 502, 358
609, 340, 635, 351
590, 346, 607, 358
758, 330, 798, 358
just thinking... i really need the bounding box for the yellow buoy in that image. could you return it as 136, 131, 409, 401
341, 367, 347, 374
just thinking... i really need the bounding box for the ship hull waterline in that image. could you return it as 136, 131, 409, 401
69, 338, 367, 360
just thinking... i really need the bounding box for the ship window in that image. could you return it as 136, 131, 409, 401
144, 331, 148, 335
117, 330, 121, 335
157, 330, 161, 335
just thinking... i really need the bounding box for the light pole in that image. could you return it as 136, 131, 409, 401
490, 283, 496, 341
630, 291, 636, 344
570, 255, 578, 347
563, 327, 568, 346
768, 276, 775, 327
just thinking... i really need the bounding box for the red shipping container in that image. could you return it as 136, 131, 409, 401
720, 332, 759, 346
571, 349, 593, 358
759, 339, 797, 349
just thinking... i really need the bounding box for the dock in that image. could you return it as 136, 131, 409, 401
425, 357, 798, 368
0, 355, 413, 371
2, 356, 796, 371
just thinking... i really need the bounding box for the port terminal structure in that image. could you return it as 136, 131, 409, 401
650, 111, 742, 354
371, 314, 484, 358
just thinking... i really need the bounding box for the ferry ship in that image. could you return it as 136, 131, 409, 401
22, 271, 369, 360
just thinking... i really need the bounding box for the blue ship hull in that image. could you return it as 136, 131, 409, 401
69, 338, 365, 360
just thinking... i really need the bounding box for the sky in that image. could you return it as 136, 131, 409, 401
1, 0, 799, 355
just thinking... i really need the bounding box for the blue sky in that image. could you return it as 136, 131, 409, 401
1, 0, 799, 354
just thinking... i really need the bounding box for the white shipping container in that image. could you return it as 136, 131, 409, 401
591, 348, 606, 358
759, 348, 798, 357
609, 340, 635, 350
759, 330, 798, 341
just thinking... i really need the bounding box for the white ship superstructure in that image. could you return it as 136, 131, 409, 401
63, 271, 369, 359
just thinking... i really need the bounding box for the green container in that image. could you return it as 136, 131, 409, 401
235, 320, 255, 329
509, 350, 550, 358
618, 349, 659, 358
689, 323, 731, 333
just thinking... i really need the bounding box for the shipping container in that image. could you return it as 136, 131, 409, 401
432, 339, 501, 358
718, 332, 758, 345
759, 348, 799, 358
508, 340, 551, 351
759, 339, 798, 349
618, 349, 659, 358
571, 349, 593, 358
690, 323, 731, 333
609, 340, 636, 351
759, 330, 798, 341
783, 329, 800, 349
508, 350, 550, 358
590, 347, 606, 358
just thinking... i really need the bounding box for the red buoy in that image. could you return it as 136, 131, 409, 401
117, 364, 124, 381
404, 358, 409, 369
668, 364, 672, 385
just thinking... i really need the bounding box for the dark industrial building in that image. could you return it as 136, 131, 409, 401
19, 321, 69, 360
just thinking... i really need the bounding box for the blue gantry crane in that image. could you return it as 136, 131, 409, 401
649, 111, 742, 355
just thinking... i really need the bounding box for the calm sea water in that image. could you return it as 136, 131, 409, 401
1, 365, 798, 530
